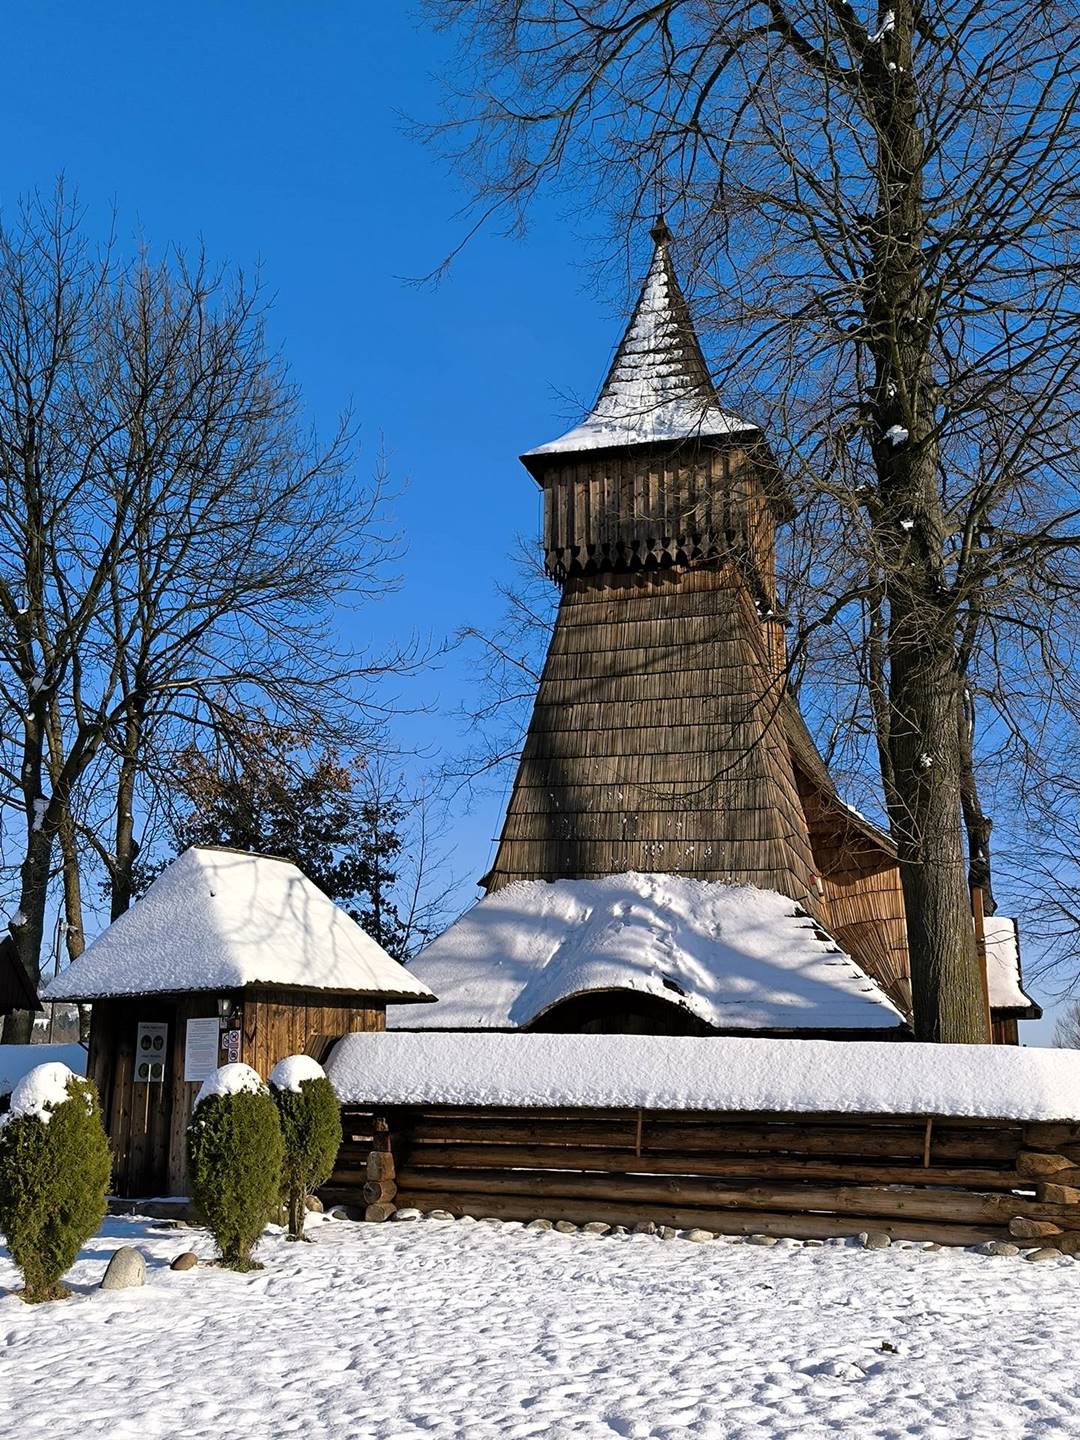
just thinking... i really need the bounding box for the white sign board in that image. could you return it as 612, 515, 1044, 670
135, 1022, 168, 1084
184, 1017, 221, 1083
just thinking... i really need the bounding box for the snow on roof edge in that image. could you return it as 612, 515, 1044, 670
327, 1031, 1080, 1124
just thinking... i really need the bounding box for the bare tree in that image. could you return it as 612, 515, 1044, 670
427, 0, 1080, 1041
0, 191, 403, 1042
1054, 1000, 1080, 1049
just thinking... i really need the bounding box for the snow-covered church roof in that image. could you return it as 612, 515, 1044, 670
388, 873, 904, 1033
522, 219, 757, 461
44, 847, 435, 1004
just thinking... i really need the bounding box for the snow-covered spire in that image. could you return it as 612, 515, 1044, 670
523, 217, 756, 460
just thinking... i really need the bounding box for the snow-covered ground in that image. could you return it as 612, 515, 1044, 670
2, 1213, 1078, 1439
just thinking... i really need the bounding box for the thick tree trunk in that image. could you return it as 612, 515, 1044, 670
866, 1, 987, 1042
886, 630, 987, 1041
1, 823, 54, 1045
2, 702, 51, 1045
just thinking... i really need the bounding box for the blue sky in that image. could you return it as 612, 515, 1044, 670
4, 3, 1059, 1037
0, 3, 627, 896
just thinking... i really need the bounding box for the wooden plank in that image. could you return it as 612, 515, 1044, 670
405, 1116, 1018, 1162
394, 1166, 1070, 1227
390, 1189, 1007, 1247
402, 1142, 1023, 1191
1023, 1123, 1080, 1148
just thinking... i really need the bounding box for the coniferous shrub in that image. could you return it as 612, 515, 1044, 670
187, 1065, 284, 1271
269, 1056, 342, 1239
0, 1065, 111, 1303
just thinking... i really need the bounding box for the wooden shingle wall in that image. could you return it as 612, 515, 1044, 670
796, 782, 913, 1015
486, 563, 823, 912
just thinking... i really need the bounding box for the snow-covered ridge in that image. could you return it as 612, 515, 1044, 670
328, 1031, 1080, 1122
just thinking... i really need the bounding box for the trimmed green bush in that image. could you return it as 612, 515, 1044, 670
270, 1056, 342, 1240
0, 1067, 111, 1303
187, 1069, 284, 1271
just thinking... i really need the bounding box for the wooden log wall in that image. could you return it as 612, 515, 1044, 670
327, 1105, 1080, 1249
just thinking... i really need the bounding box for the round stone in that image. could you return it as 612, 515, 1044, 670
100, 1246, 146, 1291
391, 1207, 422, 1222
860, 1231, 893, 1251
1026, 1247, 1064, 1263
426, 1209, 456, 1221
980, 1240, 1021, 1257
582, 1222, 611, 1236
304, 1195, 324, 1213
631, 1220, 657, 1236
526, 1218, 554, 1231
170, 1252, 198, 1272
554, 1220, 579, 1234
746, 1234, 777, 1247
682, 1228, 714, 1244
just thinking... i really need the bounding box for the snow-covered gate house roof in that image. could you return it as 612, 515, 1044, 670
44, 846, 436, 1004
388, 872, 904, 1034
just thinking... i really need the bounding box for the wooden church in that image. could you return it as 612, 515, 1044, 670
396, 219, 1038, 1043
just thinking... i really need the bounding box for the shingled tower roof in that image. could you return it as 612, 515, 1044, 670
522, 218, 756, 464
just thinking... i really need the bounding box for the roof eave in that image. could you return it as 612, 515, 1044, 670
991, 1000, 1043, 1021
519, 427, 763, 483
46, 980, 438, 1005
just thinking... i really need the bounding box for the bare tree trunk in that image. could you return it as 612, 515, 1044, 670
3, 697, 51, 1045
55, 807, 91, 1044
111, 696, 145, 920
957, 687, 995, 911
886, 630, 986, 1041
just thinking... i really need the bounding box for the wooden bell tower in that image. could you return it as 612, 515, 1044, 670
485, 219, 823, 914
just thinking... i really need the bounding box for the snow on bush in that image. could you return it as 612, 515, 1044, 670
0, 1045, 86, 1099
269, 1056, 341, 1240
187, 1067, 283, 1271
1, 1061, 86, 1126
194, 1062, 266, 1107
0, 1068, 110, 1302
268, 1054, 327, 1093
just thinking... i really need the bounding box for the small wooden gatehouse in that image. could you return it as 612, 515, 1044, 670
394, 218, 1038, 1042
45, 846, 434, 1196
